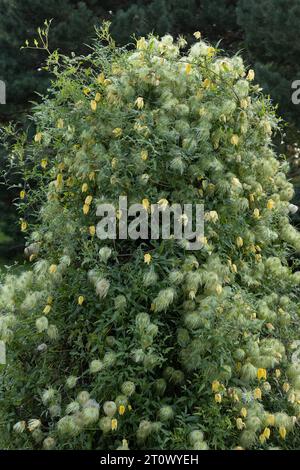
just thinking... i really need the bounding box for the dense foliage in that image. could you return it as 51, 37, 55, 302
1, 29, 300, 450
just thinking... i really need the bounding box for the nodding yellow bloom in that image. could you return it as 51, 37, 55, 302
193, 31, 201, 39
253, 388, 262, 400
20, 190, 26, 199
49, 264, 57, 274
112, 127, 123, 138
83, 87, 91, 95
236, 418, 245, 430
89, 171, 95, 181
231, 134, 239, 146
267, 199, 275, 210
215, 284, 223, 295
263, 427, 271, 439
253, 208, 260, 219
142, 199, 150, 211
56, 118, 64, 129
118, 405, 125, 416
282, 382, 290, 393
231, 263, 238, 273
34, 132, 42, 143
41, 159, 48, 169
89, 226, 96, 237
236, 236, 244, 248
111, 418, 118, 431
185, 63, 192, 75
83, 204, 90, 215
43, 305, 51, 314
82, 183, 88, 193
212, 380, 220, 392
203, 78, 212, 89
144, 253, 152, 265
214, 393, 222, 403
141, 149, 148, 161
240, 408, 247, 418
111, 158, 118, 169
157, 198, 169, 211
135, 97, 144, 109
207, 47, 216, 57
56, 173, 63, 187
90, 100, 97, 112
47, 296, 53, 305
85, 195, 93, 205
249, 193, 255, 202
136, 37, 147, 50
259, 434, 266, 444
97, 72, 105, 84
95, 92, 101, 102
247, 69, 255, 81
257, 368, 267, 381
21, 220, 28, 232
279, 426, 287, 440
128, 404, 132, 411
78, 296, 85, 306
275, 369, 281, 378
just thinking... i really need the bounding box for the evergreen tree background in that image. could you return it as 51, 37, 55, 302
1, 0, 300, 261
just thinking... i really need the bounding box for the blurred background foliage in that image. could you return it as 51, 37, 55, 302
1, 0, 300, 264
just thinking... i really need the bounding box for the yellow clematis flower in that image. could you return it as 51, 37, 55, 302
279, 426, 287, 439
49, 264, 57, 274
85, 195, 93, 205
118, 405, 125, 416
231, 134, 239, 146
257, 368, 267, 381
135, 97, 144, 109
82, 183, 88, 193
43, 305, 51, 314
111, 418, 118, 431
90, 100, 97, 111
144, 253, 152, 265
253, 388, 262, 400
78, 296, 85, 306
83, 204, 90, 215
89, 226, 96, 237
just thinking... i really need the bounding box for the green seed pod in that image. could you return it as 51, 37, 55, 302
155, 378, 167, 396
240, 430, 257, 449
189, 430, 204, 445
99, 416, 112, 433
193, 441, 209, 450
103, 401, 117, 417
43, 437, 56, 450
121, 381, 136, 397
158, 405, 174, 422
114, 295, 127, 310
234, 349, 246, 361
240, 363, 257, 383
82, 407, 99, 425
77, 391, 90, 405
57, 416, 81, 437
